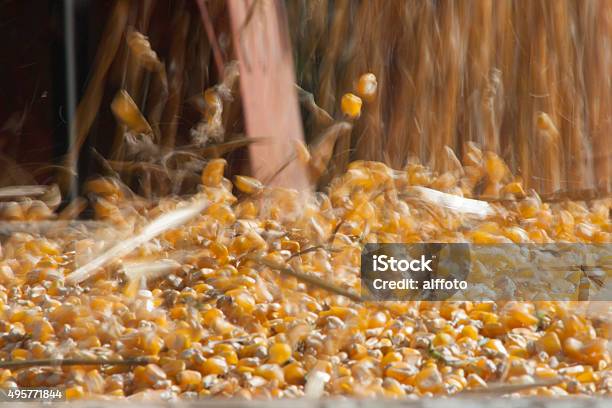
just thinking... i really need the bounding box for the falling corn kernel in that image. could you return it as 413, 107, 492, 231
234, 175, 263, 194
341, 93, 362, 119
356, 73, 377, 101
127, 31, 162, 71
111, 90, 152, 134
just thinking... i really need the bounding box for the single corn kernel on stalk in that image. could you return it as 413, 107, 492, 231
356, 73, 378, 101
111, 89, 152, 134
201, 159, 227, 187
341, 93, 362, 119
234, 175, 263, 194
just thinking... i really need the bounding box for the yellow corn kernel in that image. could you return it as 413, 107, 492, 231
460, 325, 479, 341
356, 73, 378, 101
164, 330, 191, 352
579, 338, 609, 365
383, 377, 406, 397
177, 370, 202, 391
225, 288, 256, 314
161, 359, 186, 377
169, 306, 188, 320
535, 366, 558, 379
200, 357, 228, 376
432, 332, 454, 347
466, 373, 487, 389
201, 159, 226, 187
502, 181, 526, 197
503, 303, 539, 328
484, 339, 508, 356
415, 365, 444, 393
207, 203, 236, 225
234, 175, 263, 194
508, 345, 529, 358
142, 333, 164, 355
503, 227, 530, 243
111, 90, 152, 134
135, 364, 167, 386
576, 368, 599, 383
385, 362, 417, 385
341, 93, 362, 119
349, 343, 368, 360
11, 348, 29, 360
563, 337, 583, 359
31, 319, 54, 342
536, 332, 562, 356
268, 342, 292, 365
219, 350, 238, 365
65, 385, 85, 400
381, 351, 403, 366
255, 364, 284, 382
484, 152, 507, 183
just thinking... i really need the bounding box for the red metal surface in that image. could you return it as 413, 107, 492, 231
228, 0, 309, 190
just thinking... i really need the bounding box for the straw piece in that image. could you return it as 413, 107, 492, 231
65, 198, 208, 285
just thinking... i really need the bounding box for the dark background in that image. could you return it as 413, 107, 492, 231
0, 0, 113, 186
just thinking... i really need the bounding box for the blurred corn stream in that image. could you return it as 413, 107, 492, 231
0, 0, 610, 198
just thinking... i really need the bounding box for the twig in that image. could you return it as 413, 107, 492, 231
0, 357, 152, 370
256, 256, 367, 302
288, 245, 326, 259
288, 245, 342, 260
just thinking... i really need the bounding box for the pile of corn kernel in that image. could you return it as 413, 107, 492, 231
0, 146, 609, 400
